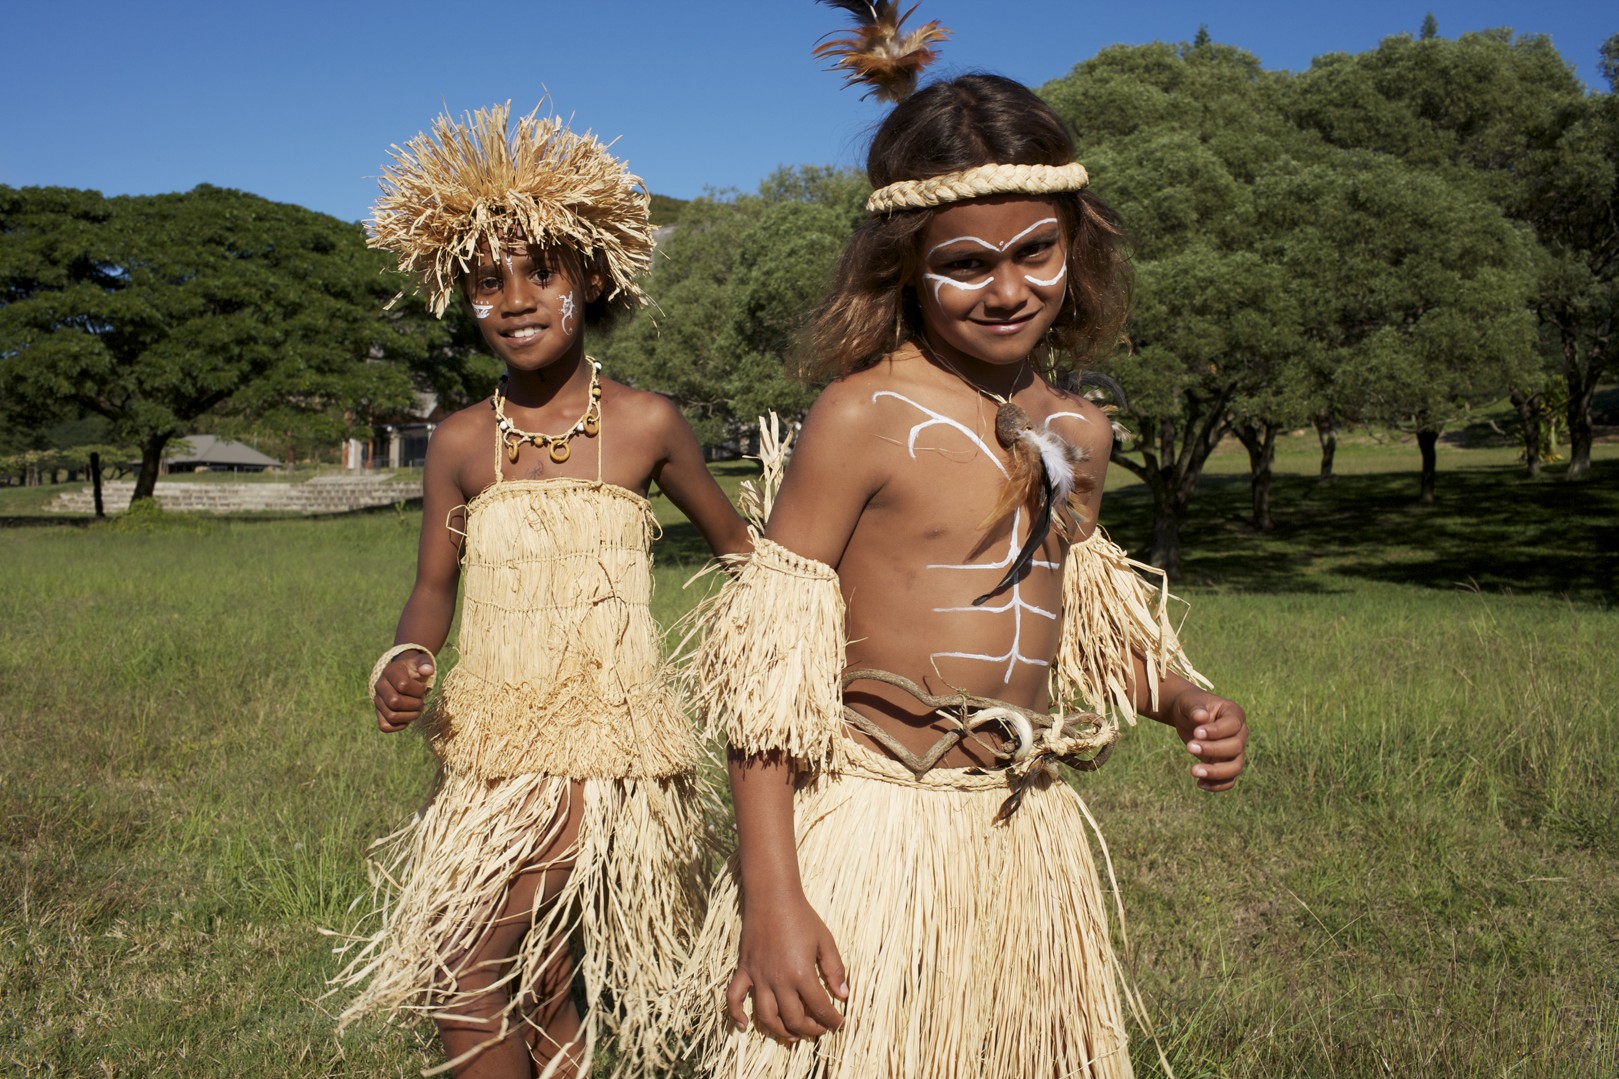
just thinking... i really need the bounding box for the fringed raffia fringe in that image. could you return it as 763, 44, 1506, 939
736, 412, 793, 532
428, 480, 697, 780
1051, 529, 1210, 720
680, 745, 1133, 1078
328, 770, 707, 1078
685, 537, 846, 767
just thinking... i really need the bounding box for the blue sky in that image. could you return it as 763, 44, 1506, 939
3, 1, 1611, 224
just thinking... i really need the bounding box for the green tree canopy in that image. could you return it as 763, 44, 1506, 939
602, 166, 863, 449
1044, 40, 1318, 572
1292, 28, 1613, 478
0, 184, 454, 501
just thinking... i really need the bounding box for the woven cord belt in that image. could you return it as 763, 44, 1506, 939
838, 668, 1118, 821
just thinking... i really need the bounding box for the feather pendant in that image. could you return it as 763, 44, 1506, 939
813, 0, 950, 103
975, 469, 1056, 607
974, 419, 1095, 606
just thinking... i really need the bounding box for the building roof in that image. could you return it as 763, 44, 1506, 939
168, 435, 280, 469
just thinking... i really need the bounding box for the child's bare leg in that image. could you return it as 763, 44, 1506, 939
520, 917, 585, 1076
435, 781, 585, 1079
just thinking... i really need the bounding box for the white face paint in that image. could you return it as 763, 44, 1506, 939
922, 217, 1064, 304
874, 389, 1064, 685
1023, 263, 1067, 288
560, 291, 576, 336
472, 302, 494, 319
924, 218, 1059, 261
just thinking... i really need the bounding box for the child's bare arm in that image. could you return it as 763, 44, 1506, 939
647, 396, 751, 558
723, 385, 884, 1037
374, 421, 468, 732
1136, 668, 1249, 792
725, 750, 848, 1041
1062, 406, 1247, 791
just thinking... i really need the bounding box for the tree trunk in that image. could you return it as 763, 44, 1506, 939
1556, 316, 1603, 481
1116, 395, 1234, 582
1234, 421, 1278, 530
1314, 411, 1337, 480
1511, 389, 1543, 479
1149, 498, 1185, 581
1417, 428, 1439, 504
1564, 366, 1597, 481
132, 439, 168, 504
90, 452, 106, 519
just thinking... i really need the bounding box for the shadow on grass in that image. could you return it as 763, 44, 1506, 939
1099, 464, 1616, 606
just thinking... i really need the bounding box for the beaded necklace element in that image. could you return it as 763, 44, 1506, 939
491, 357, 603, 463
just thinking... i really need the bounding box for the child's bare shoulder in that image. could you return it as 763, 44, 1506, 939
1041, 383, 1114, 459
802, 367, 891, 440
429, 399, 494, 452
601, 377, 681, 428
810, 354, 940, 430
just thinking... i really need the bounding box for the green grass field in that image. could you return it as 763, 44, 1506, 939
1, 435, 1614, 1077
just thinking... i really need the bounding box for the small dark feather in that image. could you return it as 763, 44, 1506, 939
815, 0, 881, 24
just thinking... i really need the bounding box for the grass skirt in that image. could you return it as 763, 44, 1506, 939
329, 768, 706, 1077
681, 744, 1133, 1079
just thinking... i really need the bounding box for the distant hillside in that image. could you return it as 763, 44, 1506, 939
649, 193, 688, 227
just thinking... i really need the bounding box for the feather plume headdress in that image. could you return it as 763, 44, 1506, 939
812, 4, 1089, 213
369, 101, 654, 318
813, 1, 950, 104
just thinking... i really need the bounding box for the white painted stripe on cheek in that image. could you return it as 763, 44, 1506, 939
1024, 263, 1067, 288
923, 273, 990, 305
472, 303, 493, 319
561, 292, 576, 336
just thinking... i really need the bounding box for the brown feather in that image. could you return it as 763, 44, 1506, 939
813, 0, 950, 103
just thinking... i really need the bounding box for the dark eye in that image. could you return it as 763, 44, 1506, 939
1018, 239, 1057, 260
944, 257, 984, 274
474, 274, 501, 292
532, 266, 555, 284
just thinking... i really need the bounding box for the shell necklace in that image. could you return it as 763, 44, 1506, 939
490, 357, 602, 463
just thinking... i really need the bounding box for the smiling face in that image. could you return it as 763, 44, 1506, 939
916, 196, 1068, 371
462, 240, 600, 374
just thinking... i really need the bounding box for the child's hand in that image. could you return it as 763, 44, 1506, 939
1169, 690, 1248, 792
374, 652, 435, 732
726, 896, 849, 1043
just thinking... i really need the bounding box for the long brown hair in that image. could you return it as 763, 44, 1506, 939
801, 74, 1131, 382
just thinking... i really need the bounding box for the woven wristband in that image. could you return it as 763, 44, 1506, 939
369, 643, 437, 697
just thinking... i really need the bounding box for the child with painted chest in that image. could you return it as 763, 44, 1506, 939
680, 18, 1249, 1079
330, 103, 749, 1079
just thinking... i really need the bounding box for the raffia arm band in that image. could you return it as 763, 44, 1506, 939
369, 643, 437, 698
1050, 530, 1209, 720
688, 537, 846, 766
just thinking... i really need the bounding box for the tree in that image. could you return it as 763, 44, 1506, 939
603, 166, 862, 449
1256, 154, 1538, 501
1292, 29, 1613, 478
1043, 40, 1317, 572
0, 185, 444, 502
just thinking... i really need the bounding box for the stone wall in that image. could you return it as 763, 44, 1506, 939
49, 476, 421, 515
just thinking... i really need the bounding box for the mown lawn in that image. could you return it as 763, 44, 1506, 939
1, 438, 1614, 1077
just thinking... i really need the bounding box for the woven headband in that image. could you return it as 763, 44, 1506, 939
865, 161, 1091, 214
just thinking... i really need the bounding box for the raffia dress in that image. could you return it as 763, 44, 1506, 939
331, 473, 705, 1078
679, 532, 1205, 1079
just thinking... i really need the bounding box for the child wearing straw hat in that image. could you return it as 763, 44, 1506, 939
679, 5, 1248, 1077
329, 101, 749, 1079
